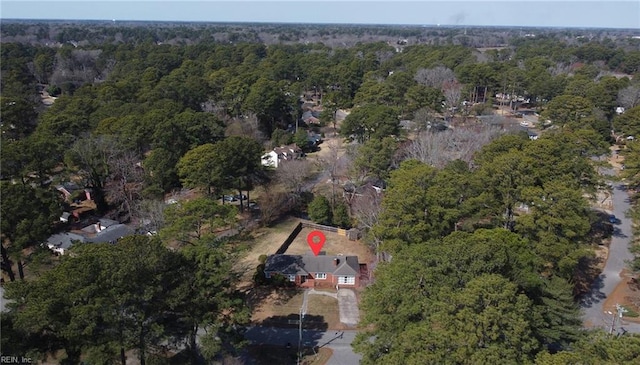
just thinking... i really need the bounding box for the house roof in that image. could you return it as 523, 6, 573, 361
56, 182, 81, 193
87, 224, 133, 243
45, 223, 133, 252
47, 232, 86, 250
273, 144, 302, 156
265, 254, 359, 276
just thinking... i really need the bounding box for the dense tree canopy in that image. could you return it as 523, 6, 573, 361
3, 235, 247, 364
2, 23, 639, 364
340, 104, 400, 142
353, 229, 585, 365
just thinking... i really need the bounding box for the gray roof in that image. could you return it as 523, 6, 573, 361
56, 182, 81, 192
45, 224, 133, 252
87, 224, 133, 243
99, 218, 120, 227
47, 232, 86, 250
265, 254, 359, 276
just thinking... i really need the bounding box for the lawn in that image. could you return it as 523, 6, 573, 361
307, 294, 340, 330
251, 288, 343, 330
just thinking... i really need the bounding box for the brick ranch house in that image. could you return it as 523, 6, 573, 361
264, 254, 360, 288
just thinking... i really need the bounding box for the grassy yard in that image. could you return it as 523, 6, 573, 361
307, 294, 340, 330
251, 288, 343, 329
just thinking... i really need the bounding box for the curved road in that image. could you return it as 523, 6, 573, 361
581, 182, 640, 333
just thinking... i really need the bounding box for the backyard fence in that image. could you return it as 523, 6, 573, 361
274, 220, 361, 255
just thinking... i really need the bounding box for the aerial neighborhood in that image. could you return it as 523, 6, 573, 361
2, 16, 640, 365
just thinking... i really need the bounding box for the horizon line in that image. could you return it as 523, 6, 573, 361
2, 18, 639, 31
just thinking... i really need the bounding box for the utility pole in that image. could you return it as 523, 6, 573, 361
297, 306, 303, 365
606, 304, 627, 335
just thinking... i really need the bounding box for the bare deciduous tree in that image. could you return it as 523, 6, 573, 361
351, 188, 384, 258
442, 80, 463, 110
50, 49, 102, 89
402, 126, 504, 168
256, 185, 293, 226
106, 151, 144, 222
131, 199, 166, 234
618, 85, 640, 109
412, 107, 440, 132
66, 135, 121, 211
276, 159, 313, 195
225, 113, 265, 142
548, 62, 572, 77
414, 66, 457, 89
375, 50, 395, 65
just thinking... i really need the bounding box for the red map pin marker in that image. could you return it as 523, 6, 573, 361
307, 230, 326, 256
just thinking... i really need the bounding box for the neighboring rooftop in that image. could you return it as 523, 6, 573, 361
45, 219, 134, 254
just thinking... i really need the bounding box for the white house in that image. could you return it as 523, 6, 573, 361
261, 150, 280, 168
261, 144, 303, 169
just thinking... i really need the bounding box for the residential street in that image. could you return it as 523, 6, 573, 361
243, 326, 362, 365
580, 181, 640, 333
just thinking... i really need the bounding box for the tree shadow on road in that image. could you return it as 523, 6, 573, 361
574, 251, 606, 298
579, 274, 607, 308
260, 314, 329, 331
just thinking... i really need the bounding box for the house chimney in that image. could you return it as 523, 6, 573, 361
333, 258, 339, 266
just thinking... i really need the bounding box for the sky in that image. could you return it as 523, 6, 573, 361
1, 1, 639, 29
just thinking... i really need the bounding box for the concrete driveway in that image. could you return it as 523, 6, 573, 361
337, 289, 359, 327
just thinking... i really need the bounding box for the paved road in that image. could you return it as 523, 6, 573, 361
244, 326, 361, 365
580, 182, 640, 333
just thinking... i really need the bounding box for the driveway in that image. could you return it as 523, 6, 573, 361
581, 182, 640, 333
337, 289, 360, 327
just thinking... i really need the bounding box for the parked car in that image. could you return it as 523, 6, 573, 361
223, 195, 236, 202
234, 194, 247, 200
248, 201, 259, 209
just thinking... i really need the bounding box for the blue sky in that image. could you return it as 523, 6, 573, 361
1, 1, 639, 29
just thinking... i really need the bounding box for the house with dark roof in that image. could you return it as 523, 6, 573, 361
45, 219, 133, 255
46, 232, 87, 255
55, 182, 91, 202
264, 254, 360, 288
302, 110, 321, 124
